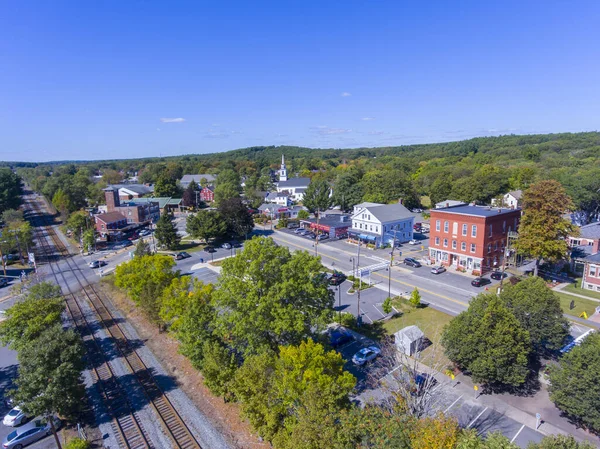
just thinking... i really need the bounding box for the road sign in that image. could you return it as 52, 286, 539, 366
28, 252, 35, 263
535, 413, 541, 429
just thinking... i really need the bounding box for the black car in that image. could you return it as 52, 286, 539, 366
0, 278, 9, 288
471, 277, 491, 287
404, 257, 422, 268
329, 272, 347, 286
490, 271, 507, 280
175, 252, 191, 260
204, 246, 216, 253
329, 329, 354, 347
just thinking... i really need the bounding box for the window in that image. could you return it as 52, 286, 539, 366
435, 237, 440, 245
494, 242, 498, 251
436, 220, 440, 231
452, 222, 458, 235
452, 240, 457, 249
591, 265, 597, 277
101, 224, 105, 230
489, 224, 493, 237
444, 221, 449, 233
470, 243, 476, 253
503, 221, 506, 233
362, 214, 365, 219
462, 223, 467, 236
443, 238, 448, 247
508, 226, 512, 233
461, 242, 466, 251
487, 244, 491, 254
370, 225, 373, 231
471, 225, 477, 237
359, 223, 362, 229
368, 215, 371, 220
375, 226, 379, 233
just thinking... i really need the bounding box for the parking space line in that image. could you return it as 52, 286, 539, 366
511, 424, 525, 443
444, 394, 463, 413
362, 312, 373, 323
373, 305, 387, 318
467, 407, 488, 428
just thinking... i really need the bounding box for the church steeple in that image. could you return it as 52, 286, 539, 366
279, 154, 288, 182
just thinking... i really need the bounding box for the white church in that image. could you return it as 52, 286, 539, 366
275, 155, 310, 202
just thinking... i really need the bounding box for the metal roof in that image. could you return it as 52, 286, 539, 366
354, 203, 414, 223
433, 204, 521, 218
277, 177, 311, 188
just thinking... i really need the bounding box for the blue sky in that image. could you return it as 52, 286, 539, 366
1, 1, 599, 162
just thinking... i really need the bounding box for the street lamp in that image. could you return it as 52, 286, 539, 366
336, 285, 342, 324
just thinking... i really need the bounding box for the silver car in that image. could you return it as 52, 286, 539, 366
2, 407, 28, 427
431, 265, 446, 274
2, 416, 61, 449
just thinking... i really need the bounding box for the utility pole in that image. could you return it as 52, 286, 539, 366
315, 208, 320, 256
388, 230, 397, 300
0, 243, 6, 277
356, 240, 362, 326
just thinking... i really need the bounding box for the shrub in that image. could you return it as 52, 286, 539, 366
65, 438, 91, 449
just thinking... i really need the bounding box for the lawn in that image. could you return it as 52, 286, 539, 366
555, 291, 599, 318
563, 279, 600, 301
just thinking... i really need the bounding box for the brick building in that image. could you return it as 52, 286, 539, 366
429, 204, 521, 275
570, 222, 600, 292
200, 186, 215, 203
102, 187, 160, 224
94, 211, 127, 234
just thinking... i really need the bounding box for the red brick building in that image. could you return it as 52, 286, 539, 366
429, 205, 521, 275
103, 187, 160, 224
200, 186, 215, 203
95, 211, 127, 234
571, 222, 600, 292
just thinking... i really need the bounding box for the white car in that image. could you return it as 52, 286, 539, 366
408, 239, 419, 245
431, 266, 446, 274
3, 406, 28, 427
352, 346, 381, 365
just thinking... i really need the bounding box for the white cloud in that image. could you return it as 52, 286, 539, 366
341, 92, 352, 97
160, 117, 186, 123
361, 117, 374, 121
311, 126, 352, 135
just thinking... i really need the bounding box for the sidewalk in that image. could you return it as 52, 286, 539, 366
553, 282, 600, 303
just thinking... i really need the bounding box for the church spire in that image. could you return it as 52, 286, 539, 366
281, 154, 285, 167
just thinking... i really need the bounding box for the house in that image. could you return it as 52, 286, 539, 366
258, 204, 308, 220
299, 214, 352, 239
276, 178, 310, 201
108, 184, 154, 201
265, 191, 292, 207
200, 186, 215, 203
429, 204, 521, 275
435, 200, 466, 209
394, 325, 424, 356
94, 211, 128, 235
570, 222, 600, 291
503, 190, 522, 209
180, 174, 216, 189
349, 202, 415, 247
102, 187, 161, 225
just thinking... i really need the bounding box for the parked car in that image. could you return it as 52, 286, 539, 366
337, 233, 348, 240
305, 232, 316, 239
471, 277, 491, 287
2, 416, 61, 449
0, 278, 9, 288
204, 246, 216, 253
127, 233, 139, 241
287, 222, 300, 229
329, 328, 353, 347
230, 240, 242, 247
329, 272, 347, 286
3, 406, 28, 427
412, 208, 423, 213
408, 239, 419, 245
431, 266, 446, 274
317, 234, 329, 241
139, 229, 151, 236
222, 243, 232, 249
88, 260, 106, 269
175, 252, 191, 260
412, 373, 438, 396
123, 241, 133, 247
352, 346, 381, 365
295, 228, 308, 235
490, 271, 507, 280
403, 257, 421, 268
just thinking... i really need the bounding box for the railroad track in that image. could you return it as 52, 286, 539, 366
26, 191, 202, 449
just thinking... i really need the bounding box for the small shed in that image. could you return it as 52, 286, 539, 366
394, 325, 424, 356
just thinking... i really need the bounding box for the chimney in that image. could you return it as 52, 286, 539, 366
104, 187, 120, 212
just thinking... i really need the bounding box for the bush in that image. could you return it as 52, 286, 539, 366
65, 438, 91, 449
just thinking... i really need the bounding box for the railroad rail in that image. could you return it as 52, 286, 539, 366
26, 192, 151, 449
26, 191, 202, 449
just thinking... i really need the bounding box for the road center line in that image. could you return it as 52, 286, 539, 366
467, 407, 488, 429
511, 424, 525, 443
444, 394, 463, 413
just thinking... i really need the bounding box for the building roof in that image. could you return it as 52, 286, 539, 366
180, 174, 216, 186
578, 222, 600, 240
354, 203, 414, 223
507, 190, 523, 200
202, 185, 215, 192
435, 200, 466, 209
277, 177, 311, 188
354, 201, 384, 210
300, 215, 352, 227
127, 197, 172, 209
109, 184, 154, 195
581, 252, 600, 264
267, 191, 289, 199
432, 204, 521, 218
394, 325, 424, 342
95, 211, 127, 224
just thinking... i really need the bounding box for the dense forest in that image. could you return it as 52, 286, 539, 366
13, 132, 600, 219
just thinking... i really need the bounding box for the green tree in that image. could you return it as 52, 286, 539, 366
186, 210, 227, 242
361, 169, 420, 208
213, 237, 333, 356
297, 209, 310, 220
302, 178, 331, 213
1, 209, 23, 225
0, 283, 64, 351
133, 238, 152, 257
410, 288, 421, 307
160, 277, 216, 367
52, 188, 72, 218
442, 294, 531, 387
200, 340, 238, 398
0, 168, 22, 214
182, 180, 198, 208
456, 429, 518, 449
332, 169, 364, 212
382, 297, 393, 314
65, 438, 91, 449
12, 324, 86, 447
527, 435, 595, 449
515, 180, 578, 276
115, 254, 178, 324
154, 175, 180, 197
214, 182, 241, 205
549, 333, 600, 433
101, 169, 123, 184
155, 213, 180, 249
66, 210, 91, 241
82, 229, 96, 254
500, 277, 569, 353
217, 197, 254, 239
